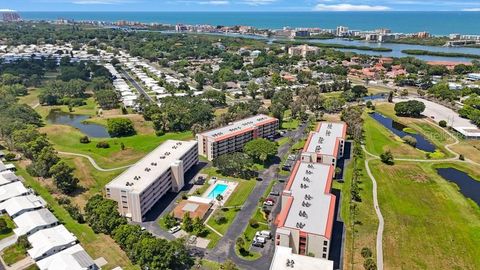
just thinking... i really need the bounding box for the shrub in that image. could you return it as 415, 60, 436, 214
0, 218, 8, 233
56, 196, 71, 205
249, 219, 259, 228
96, 141, 110, 148
361, 247, 373, 258
4, 153, 16, 161
439, 120, 447, 128
366, 100, 373, 108
402, 135, 417, 147
79, 136, 90, 144
214, 213, 227, 225
459, 154, 465, 161
363, 257, 377, 270
65, 204, 85, 223
380, 150, 394, 165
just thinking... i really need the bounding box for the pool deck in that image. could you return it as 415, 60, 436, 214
202, 179, 238, 206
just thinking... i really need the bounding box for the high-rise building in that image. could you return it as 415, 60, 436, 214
301, 122, 347, 167
196, 114, 279, 161
105, 140, 198, 222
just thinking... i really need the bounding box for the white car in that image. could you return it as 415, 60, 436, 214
263, 201, 274, 206
168, 226, 181, 234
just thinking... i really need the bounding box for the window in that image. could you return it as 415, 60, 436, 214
322, 253, 327, 258
323, 247, 327, 252
324, 241, 328, 246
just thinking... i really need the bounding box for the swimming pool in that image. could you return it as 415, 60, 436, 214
206, 183, 228, 199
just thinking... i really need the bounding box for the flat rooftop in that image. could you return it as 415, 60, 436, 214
0, 171, 19, 186
0, 194, 46, 217
28, 225, 77, 259
280, 161, 335, 237
105, 140, 197, 194
36, 244, 96, 270
199, 114, 277, 140
304, 122, 347, 156
270, 246, 333, 270
13, 208, 58, 236
454, 126, 480, 138
0, 181, 29, 202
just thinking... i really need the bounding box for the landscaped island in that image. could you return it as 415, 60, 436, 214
401, 49, 480, 59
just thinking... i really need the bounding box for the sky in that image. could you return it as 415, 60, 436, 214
2, 0, 480, 12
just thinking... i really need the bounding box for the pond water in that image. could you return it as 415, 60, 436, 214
369, 112, 435, 152
363, 93, 388, 101
436, 168, 480, 206
46, 111, 110, 138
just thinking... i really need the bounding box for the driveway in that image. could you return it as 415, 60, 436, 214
119, 68, 154, 102
205, 123, 308, 269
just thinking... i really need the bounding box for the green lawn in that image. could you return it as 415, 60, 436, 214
206, 180, 256, 235
281, 110, 300, 130
2, 243, 26, 265
41, 124, 192, 168
364, 114, 425, 159
370, 160, 480, 269
36, 97, 98, 118
0, 215, 15, 241
13, 165, 138, 270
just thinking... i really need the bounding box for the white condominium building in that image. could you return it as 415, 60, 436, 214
105, 140, 198, 222
196, 114, 279, 161
288, 44, 320, 58
276, 161, 336, 259
301, 122, 347, 167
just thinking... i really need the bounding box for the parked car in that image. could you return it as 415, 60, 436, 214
263, 200, 274, 206
259, 230, 272, 239
256, 177, 263, 181
168, 226, 181, 234
269, 191, 280, 196
254, 236, 267, 244
252, 240, 264, 248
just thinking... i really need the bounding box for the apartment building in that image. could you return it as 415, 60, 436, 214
105, 140, 198, 222
196, 114, 279, 161
288, 44, 320, 58
301, 122, 347, 167
276, 161, 336, 259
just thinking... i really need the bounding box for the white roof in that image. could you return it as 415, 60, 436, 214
0, 161, 6, 172
200, 114, 277, 139
305, 122, 346, 156
0, 194, 46, 217
105, 140, 197, 194
454, 126, 480, 138
28, 225, 77, 260
188, 196, 213, 205
36, 244, 97, 270
13, 208, 58, 236
281, 162, 335, 237
0, 181, 30, 203
269, 246, 334, 270
0, 171, 19, 186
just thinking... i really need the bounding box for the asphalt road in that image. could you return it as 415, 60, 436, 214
119, 68, 154, 102
205, 123, 308, 270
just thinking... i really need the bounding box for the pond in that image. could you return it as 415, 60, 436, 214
369, 112, 435, 152
46, 111, 110, 138
436, 168, 480, 207
363, 93, 388, 101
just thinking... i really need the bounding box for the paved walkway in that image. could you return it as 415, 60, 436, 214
58, 151, 132, 172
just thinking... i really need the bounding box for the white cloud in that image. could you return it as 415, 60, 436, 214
314, 3, 391, 11
0, 9, 16, 12
242, 0, 276, 6
198, 0, 229, 4
463, 8, 480, 11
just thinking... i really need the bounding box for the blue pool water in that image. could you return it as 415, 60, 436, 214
207, 184, 228, 199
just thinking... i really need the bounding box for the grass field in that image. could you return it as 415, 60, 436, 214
364, 115, 426, 159
370, 160, 480, 269
374, 103, 456, 157
450, 139, 480, 164
340, 155, 378, 270
14, 165, 138, 270
40, 124, 192, 168
2, 243, 26, 266
207, 179, 257, 235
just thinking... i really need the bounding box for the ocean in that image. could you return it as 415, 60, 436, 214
19, 11, 480, 35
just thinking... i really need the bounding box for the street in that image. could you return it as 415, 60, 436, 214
205, 123, 308, 270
